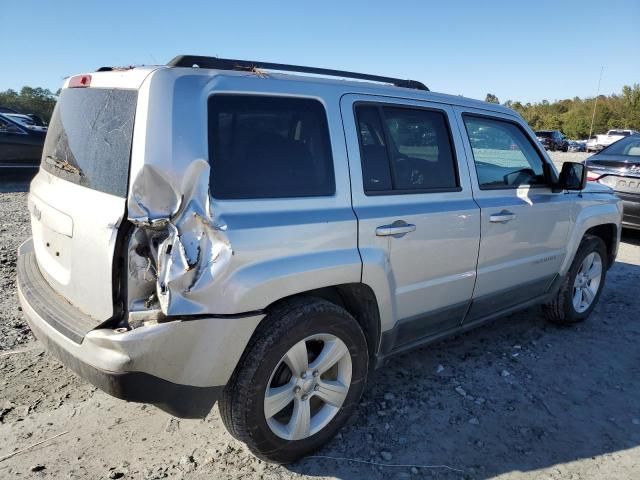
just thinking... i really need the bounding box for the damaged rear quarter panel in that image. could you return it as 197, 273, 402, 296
126, 70, 360, 316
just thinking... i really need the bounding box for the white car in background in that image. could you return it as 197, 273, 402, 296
587, 129, 639, 152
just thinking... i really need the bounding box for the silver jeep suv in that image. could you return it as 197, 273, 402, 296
17, 56, 622, 463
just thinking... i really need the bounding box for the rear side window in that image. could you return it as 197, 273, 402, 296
41, 88, 137, 197
355, 104, 459, 194
208, 95, 335, 199
463, 115, 547, 189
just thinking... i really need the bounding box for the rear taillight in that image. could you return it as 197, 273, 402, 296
68, 75, 91, 88
586, 170, 602, 182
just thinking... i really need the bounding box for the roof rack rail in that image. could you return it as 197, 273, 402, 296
167, 55, 429, 91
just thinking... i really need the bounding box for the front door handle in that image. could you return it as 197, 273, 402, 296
376, 221, 416, 237
489, 210, 516, 223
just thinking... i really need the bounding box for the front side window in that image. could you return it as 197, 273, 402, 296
463, 115, 547, 189
356, 104, 459, 194
208, 95, 335, 199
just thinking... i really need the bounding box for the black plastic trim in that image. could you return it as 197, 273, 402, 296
467, 275, 556, 321
167, 55, 429, 91
377, 274, 564, 364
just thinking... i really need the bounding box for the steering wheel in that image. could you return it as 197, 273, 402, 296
503, 168, 535, 186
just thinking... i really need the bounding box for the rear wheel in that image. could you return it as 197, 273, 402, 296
219, 297, 368, 464
543, 235, 607, 325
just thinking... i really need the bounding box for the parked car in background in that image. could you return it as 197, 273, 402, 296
586, 134, 640, 230
0, 113, 46, 169
535, 130, 568, 151
4, 113, 48, 132
16, 55, 622, 464
587, 129, 639, 152
568, 140, 586, 152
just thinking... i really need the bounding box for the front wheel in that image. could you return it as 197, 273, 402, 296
543, 235, 607, 325
219, 297, 368, 464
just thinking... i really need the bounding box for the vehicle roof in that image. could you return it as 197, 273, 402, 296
172, 66, 517, 115
71, 64, 518, 117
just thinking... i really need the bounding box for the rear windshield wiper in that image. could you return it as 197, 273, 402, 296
45, 155, 84, 177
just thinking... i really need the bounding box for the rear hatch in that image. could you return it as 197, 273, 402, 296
29, 84, 138, 323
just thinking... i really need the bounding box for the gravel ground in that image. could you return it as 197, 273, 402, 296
1, 153, 639, 479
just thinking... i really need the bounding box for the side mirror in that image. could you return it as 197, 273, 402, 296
555, 162, 586, 192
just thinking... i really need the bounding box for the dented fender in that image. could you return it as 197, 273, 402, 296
126, 159, 232, 315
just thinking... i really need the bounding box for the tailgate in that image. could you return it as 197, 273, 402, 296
29, 86, 137, 322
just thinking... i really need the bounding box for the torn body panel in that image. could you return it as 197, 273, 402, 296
123, 69, 361, 319
127, 159, 232, 316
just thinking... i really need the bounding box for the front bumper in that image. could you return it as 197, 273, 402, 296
17, 239, 264, 418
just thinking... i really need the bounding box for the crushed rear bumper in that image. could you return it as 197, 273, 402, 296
17, 238, 263, 417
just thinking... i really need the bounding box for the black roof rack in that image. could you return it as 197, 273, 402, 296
167, 55, 429, 91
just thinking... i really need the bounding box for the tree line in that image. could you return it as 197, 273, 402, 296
0, 87, 59, 122
1, 84, 638, 141
486, 84, 640, 139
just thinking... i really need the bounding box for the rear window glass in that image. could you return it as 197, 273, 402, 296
41, 88, 137, 197
208, 95, 335, 199
601, 134, 640, 156
536, 131, 552, 138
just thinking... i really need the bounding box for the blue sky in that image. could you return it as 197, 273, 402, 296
1, 0, 638, 103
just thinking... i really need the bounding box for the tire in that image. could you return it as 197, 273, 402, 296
543, 235, 607, 325
219, 297, 369, 464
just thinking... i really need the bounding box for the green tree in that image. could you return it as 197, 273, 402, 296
485, 93, 500, 104
503, 85, 640, 138
0, 86, 58, 121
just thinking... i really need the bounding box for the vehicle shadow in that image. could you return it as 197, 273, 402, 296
287, 259, 640, 479
0, 169, 35, 193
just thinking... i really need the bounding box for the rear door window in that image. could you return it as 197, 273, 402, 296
208, 95, 335, 199
355, 104, 459, 194
41, 88, 137, 197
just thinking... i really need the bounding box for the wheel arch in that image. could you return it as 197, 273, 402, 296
584, 223, 618, 268
561, 203, 621, 275
264, 283, 382, 363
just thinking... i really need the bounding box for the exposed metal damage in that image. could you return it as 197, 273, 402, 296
125, 158, 232, 319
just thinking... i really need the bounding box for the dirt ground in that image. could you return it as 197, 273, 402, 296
1, 152, 639, 479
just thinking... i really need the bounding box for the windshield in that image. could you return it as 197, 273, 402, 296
536, 131, 552, 138
600, 135, 640, 156
41, 88, 137, 197
608, 130, 630, 136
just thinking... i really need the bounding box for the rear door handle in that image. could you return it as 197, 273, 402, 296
376, 221, 416, 237
489, 210, 516, 223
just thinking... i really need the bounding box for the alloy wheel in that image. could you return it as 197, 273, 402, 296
264, 334, 352, 441
572, 251, 602, 313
